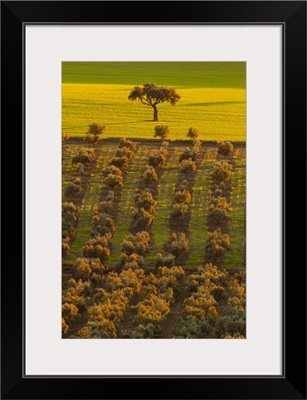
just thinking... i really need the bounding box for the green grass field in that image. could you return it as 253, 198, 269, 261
64, 141, 246, 270
62, 62, 246, 141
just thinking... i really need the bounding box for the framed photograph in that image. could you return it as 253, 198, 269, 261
1, 1, 306, 399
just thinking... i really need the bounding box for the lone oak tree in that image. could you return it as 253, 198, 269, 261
128, 83, 181, 121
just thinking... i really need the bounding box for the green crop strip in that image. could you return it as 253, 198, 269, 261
107, 147, 151, 265
224, 149, 246, 269
67, 144, 118, 261
187, 148, 217, 268
145, 147, 183, 266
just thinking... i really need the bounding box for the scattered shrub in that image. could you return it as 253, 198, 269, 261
82, 235, 111, 263
193, 138, 202, 151
116, 147, 133, 160
205, 229, 230, 265
187, 264, 228, 292
106, 190, 115, 202
62, 278, 92, 312
155, 253, 175, 268
187, 127, 199, 139
118, 138, 137, 151
91, 213, 115, 237
62, 202, 80, 238
62, 237, 70, 258
78, 163, 85, 175
154, 266, 186, 296
62, 317, 69, 335
103, 173, 123, 189
211, 182, 227, 197
184, 286, 218, 321
102, 165, 122, 178
133, 294, 170, 325
179, 147, 197, 162
109, 156, 129, 170
224, 332, 246, 339
132, 208, 155, 229
122, 231, 151, 256
148, 150, 167, 167
214, 188, 223, 197
72, 148, 96, 165
174, 315, 210, 338
118, 252, 145, 270
154, 125, 169, 140
164, 232, 189, 258
83, 325, 114, 339
65, 178, 82, 196
216, 310, 246, 337
98, 190, 115, 213
73, 257, 105, 281
98, 201, 113, 214
87, 305, 118, 338
62, 132, 69, 143
143, 166, 158, 184
173, 190, 191, 204
157, 266, 186, 281
170, 203, 189, 219
218, 182, 226, 191
134, 190, 156, 213
62, 302, 79, 322
179, 180, 188, 190
208, 196, 231, 212
206, 196, 231, 226
227, 276, 246, 311
179, 159, 197, 174
87, 123, 106, 136
210, 161, 233, 183
84, 133, 102, 146
207, 207, 230, 226
83, 122, 106, 146
104, 269, 144, 295
121, 323, 158, 338
217, 141, 234, 156
62, 201, 80, 221
148, 141, 169, 167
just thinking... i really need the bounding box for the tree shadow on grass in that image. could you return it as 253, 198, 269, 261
143, 119, 180, 123
184, 101, 245, 107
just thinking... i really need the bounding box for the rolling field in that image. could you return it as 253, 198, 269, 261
62, 62, 246, 141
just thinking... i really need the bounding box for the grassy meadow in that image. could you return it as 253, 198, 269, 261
62, 62, 246, 141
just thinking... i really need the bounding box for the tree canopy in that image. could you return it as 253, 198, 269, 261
128, 83, 181, 121
84, 123, 106, 145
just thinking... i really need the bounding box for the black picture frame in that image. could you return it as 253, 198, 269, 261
1, 1, 306, 399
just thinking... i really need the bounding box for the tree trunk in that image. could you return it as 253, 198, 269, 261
153, 105, 158, 121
